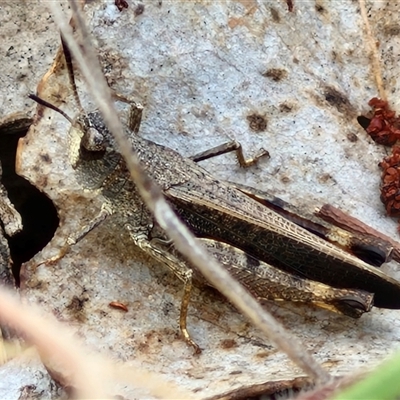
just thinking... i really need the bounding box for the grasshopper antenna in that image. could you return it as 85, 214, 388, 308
28, 94, 73, 124
28, 31, 85, 123
60, 33, 84, 113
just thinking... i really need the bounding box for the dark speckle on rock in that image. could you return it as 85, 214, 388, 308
262, 68, 288, 82
246, 113, 267, 132
40, 153, 51, 163
347, 132, 358, 142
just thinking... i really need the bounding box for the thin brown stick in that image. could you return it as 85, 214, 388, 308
316, 204, 400, 263
359, 0, 386, 100
0, 287, 108, 398
0, 287, 196, 398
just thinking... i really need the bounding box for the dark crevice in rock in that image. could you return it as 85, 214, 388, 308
0, 120, 59, 285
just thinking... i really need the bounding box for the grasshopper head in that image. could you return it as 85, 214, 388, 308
69, 110, 122, 190
28, 94, 126, 192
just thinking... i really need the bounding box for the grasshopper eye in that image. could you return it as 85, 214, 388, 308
81, 127, 106, 152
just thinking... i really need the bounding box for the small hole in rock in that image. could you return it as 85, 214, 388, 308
0, 122, 59, 285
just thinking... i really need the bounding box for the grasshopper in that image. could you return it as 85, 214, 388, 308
29, 34, 400, 353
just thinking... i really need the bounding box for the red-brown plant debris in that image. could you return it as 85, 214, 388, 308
365, 98, 400, 229
379, 146, 400, 217
366, 97, 400, 146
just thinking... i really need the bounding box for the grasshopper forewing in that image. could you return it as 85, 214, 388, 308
165, 180, 400, 309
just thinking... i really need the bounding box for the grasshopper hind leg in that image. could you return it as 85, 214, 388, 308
200, 238, 374, 319
126, 226, 202, 354
190, 140, 270, 167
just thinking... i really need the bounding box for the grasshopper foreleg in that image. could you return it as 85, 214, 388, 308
38, 203, 112, 266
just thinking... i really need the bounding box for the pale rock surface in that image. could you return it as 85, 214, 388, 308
1, 1, 400, 398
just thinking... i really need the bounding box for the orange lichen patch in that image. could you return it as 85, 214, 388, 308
109, 301, 128, 312
219, 338, 238, 350
227, 0, 258, 29
236, 0, 257, 10
228, 17, 243, 29
366, 97, 400, 146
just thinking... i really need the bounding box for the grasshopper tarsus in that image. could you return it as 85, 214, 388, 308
179, 270, 202, 354
34, 245, 70, 269
234, 142, 269, 167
